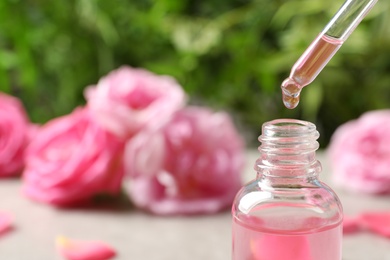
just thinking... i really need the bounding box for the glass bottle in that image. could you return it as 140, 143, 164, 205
232, 119, 343, 260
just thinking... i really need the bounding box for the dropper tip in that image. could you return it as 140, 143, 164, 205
281, 78, 301, 109
281, 78, 301, 96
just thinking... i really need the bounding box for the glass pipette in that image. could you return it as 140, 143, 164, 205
281, 0, 378, 109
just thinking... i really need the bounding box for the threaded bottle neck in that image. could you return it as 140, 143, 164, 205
255, 119, 321, 177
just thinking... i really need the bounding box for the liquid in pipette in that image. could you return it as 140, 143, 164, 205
281, 34, 343, 109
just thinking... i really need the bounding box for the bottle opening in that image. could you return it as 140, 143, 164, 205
262, 119, 318, 139
256, 119, 321, 176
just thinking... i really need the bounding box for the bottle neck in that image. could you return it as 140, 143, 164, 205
255, 119, 322, 179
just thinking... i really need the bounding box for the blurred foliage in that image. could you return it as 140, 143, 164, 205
1, 0, 390, 146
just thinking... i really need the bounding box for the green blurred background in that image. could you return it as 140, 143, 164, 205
1, 0, 390, 147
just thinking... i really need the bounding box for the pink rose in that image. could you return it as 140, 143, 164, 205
0, 92, 32, 177
328, 110, 390, 194
84, 66, 186, 139
125, 107, 245, 215
22, 108, 125, 206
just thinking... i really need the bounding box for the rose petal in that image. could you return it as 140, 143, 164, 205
343, 216, 361, 234
359, 212, 390, 238
0, 211, 13, 235
56, 236, 116, 260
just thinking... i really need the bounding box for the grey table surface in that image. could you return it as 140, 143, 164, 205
1, 150, 390, 260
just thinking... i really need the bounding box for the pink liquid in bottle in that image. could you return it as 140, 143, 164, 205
281, 34, 343, 109
232, 215, 342, 260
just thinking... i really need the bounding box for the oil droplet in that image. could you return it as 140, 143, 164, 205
282, 93, 300, 109
281, 77, 302, 109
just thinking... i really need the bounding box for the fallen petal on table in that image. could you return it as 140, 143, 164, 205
0, 211, 13, 236
56, 236, 116, 260
359, 211, 390, 238
343, 216, 361, 234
